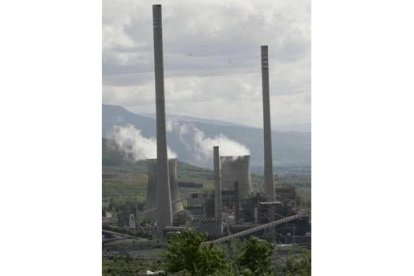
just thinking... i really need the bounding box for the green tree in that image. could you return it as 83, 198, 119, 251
165, 230, 229, 276
282, 250, 311, 276
237, 237, 274, 275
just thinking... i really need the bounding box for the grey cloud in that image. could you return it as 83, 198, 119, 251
102, 0, 310, 127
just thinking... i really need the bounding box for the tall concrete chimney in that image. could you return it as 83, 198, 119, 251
213, 146, 222, 221
152, 4, 172, 230
261, 45, 276, 201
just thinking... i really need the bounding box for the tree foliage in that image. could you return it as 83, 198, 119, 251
152, 229, 310, 276
282, 250, 311, 276
237, 237, 274, 275
165, 230, 228, 276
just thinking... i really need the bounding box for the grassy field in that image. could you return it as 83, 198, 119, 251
102, 255, 164, 275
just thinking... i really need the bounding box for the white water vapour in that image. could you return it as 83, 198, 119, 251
193, 128, 250, 159
167, 120, 250, 160
111, 124, 177, 161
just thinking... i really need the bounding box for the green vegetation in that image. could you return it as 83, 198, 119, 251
102, 255, 163, 275
103, 231, 311, 275
237, 237, 274, 275
102, 162, 148, 205
281, 250, 311, 276
166, 230, 229, 276
163, 231, 311, 276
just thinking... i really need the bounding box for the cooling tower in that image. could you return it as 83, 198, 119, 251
168, 159, 184, 214
153, 4, 173, 229
145, 159, 183, 217
234, 182, 240, 223
221, 156, 252, 200
261, 45, 276, 201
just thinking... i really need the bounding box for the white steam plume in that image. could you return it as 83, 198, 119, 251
193, 127, 250, 159
111, 124, 177, 161
166, 120, 250, 160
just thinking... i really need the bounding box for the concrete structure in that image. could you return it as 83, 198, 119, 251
145, 159, 158, 211
129, 214, 136, 229
221, 156, 252, 200
116, 205, 136, 229
213, 146, 222, 220
187, 192, 204, 207
168, 159, 184, 214
203, 193, 215, 219
152, 4, 173, 229
261, 45, 276, 201
196, 222, 223, 238
234, 182, 240, 224
258, 201, 283, 223
186, 192, 205, 219
276, 186, 298, 209
220, 190, 237, 211
254, 207, 259, 224
145, 159, 183, 216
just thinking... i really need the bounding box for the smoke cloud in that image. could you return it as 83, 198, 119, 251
111, 124, 177, 161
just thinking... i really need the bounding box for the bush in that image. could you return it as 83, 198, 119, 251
165, 230, 229, 276
281, 250, 311, 276
237, 237, 274, 275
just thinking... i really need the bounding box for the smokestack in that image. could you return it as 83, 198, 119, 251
152, 4, 173, 230
261, 45, 276, 201
213, 146, 222, 221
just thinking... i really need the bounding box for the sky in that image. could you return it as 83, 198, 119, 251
103, 0, 310, 128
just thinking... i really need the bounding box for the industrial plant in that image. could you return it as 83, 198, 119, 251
102, 4, 311, 274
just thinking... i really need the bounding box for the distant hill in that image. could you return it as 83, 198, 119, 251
138, 113, 246, 128
102, 104, 311, 171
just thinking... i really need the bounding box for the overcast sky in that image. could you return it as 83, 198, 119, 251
103, 0, 310, 128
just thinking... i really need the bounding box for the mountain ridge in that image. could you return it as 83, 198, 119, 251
102, 104, 311, 170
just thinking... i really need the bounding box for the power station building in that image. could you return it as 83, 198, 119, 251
111, 5, 311, 246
